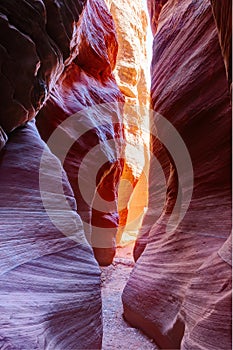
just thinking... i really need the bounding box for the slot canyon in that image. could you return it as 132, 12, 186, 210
0, 0, 231, 349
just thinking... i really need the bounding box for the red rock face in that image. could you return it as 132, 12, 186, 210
36, 0, 124, 265
122, 0, 232, 349
0, 121, 102, 349
0, 0, 86, 133
147, 0, 168, 35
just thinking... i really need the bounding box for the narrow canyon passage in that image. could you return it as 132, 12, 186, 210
97, 3, 158, 347
0, 0, 231, 349
101, 246, 158, 350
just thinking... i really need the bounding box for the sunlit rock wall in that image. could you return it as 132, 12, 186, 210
36, 0, 125, 266
123, 0, 232, 349
106, 0, 150, 245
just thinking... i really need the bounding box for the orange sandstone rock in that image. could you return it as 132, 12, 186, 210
107, 0, 150, 245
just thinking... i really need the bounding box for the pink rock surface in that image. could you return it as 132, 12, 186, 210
210, 0, 232, 85
181, 234, 232, 350
0, 121, 102, 349
123, 0, 232, 348
0, 0, 123, 345
36, 0, 125, 266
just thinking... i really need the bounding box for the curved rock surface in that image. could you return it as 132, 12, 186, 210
0, 0, 87, 133
0, 0, 124, 347
0, 121, 102, 349
36, 0, 125, 266
181, 234, 232, 350
123, 0, 232, 349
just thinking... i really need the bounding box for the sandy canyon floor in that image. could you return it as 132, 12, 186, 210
101, 244, 158, 350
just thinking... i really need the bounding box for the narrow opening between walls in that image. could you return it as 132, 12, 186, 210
106, 0, 153, 253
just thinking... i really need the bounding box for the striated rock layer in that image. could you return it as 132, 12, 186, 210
36, 0, 125, 265
123, 0, 232, 349
107, 0, 150, 245
0, 121, 102, 349
181, 234, 232, 349
210, 0, 232, 85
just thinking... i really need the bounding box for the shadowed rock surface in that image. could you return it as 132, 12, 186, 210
123, 0, 232, 349
0, 0, 87, 133
0, 0, 125, 266
181, 234, 232, 349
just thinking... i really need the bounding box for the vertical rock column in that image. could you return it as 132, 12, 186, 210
107, 0, 151, 245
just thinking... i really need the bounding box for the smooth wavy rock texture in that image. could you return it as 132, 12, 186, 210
123, 0, 232, 349
181, 234, 232, 349
0, 120, 102, 349
36, 0, 124, 266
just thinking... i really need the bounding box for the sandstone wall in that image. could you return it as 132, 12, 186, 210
0, 120, 102, 349
0, 0, 125, 347
0, 0, 83, 133
107, 0, 150, 245
210, 0, 232, 85
36, 0, 125, 265
123, 1, 232, 349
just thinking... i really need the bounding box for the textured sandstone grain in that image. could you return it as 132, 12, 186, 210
210, 0, 232, 85
181, 234, 232, 349
147, 0, 168, 35
107, 0, 149, 103
101, 251, 158, 350
123, 0, 232, 349
0, 121, 102, 349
